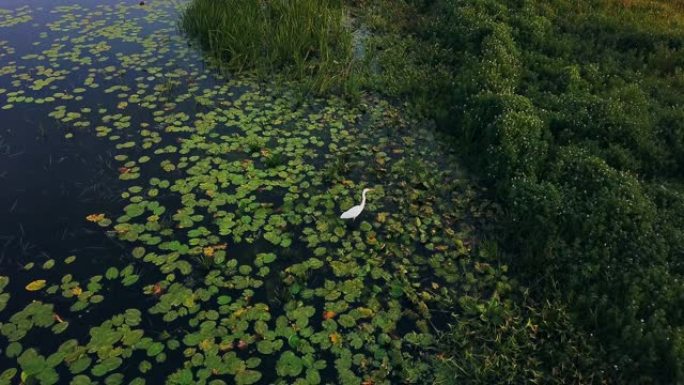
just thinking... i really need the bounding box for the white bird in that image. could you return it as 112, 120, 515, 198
340, 188, 373, 220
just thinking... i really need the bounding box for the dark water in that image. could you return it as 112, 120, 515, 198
0, 2, 199, 383
0, 1, 492, 385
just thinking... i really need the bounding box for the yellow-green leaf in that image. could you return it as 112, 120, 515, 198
25, 280, 47, 291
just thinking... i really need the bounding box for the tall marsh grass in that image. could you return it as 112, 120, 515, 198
181, 0, 356, 94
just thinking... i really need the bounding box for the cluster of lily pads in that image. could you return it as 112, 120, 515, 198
0, 2, 506, 385
0, 5, 32, 28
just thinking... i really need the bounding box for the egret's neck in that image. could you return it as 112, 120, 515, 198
361, 190, 368, 207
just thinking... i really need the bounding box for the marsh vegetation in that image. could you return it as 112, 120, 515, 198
1, 0, 683, 384
181, 0, 357, 95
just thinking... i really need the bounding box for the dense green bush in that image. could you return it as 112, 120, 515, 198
380, 0, 684, 382
461, 93, 547, 182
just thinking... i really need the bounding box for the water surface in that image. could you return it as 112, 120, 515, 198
0, 2, 493, 384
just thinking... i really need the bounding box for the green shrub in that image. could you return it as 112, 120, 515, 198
547, 85, 668, 174
475, 24, 521, 94
487, 107, 546, 180
376, 0, 684, 381
658, 106, 684, 173
507, 176, 562, 263
462, 93, 548, 181
545, 147, 662, 294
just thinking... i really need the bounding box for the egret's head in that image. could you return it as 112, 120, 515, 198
362, 188, 374, 194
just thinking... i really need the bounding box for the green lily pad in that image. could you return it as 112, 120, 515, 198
0, 369, 17, 383
91, 357, 122, 377
276, 351, 303, 377
146, 342, 164, 357
235, 370, 261, 385
69, 356, 92, 375
105, 268, 119, 280
70, 375, 92, 385
6, 341, 22, 358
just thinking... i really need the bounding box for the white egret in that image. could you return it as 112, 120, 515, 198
340, 188, 373, 220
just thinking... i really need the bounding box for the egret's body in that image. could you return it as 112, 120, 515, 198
340, 188, 373, 220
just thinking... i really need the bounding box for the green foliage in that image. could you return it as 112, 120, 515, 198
461, 93, 548, 182
433, 298, 607, 384
180, 0, 354, 94
368, 0, 684, 382
2, 0, 682, 383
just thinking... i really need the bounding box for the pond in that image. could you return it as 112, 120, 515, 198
0, 1, 498, 384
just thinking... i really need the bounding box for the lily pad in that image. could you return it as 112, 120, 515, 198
25, 280, 47, 291
276, 351, 303, 377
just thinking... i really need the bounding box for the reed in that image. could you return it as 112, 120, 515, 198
181, 0, 354, 94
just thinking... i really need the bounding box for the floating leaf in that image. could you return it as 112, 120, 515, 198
105, 268, 119, 280
235, 370, 261, 385
146, 342, 164, 357
0, 276, 8, 291
132, 247, 145, 258
276, 351, 303, 377
121, 275, 139, 286
51, 316, 69, 332
323, 310, 336, 320
69, 356, 92, 375
0, 368, 17, 383
6, 341, 22, 358
71, 374, 92, 385
329, 332, 342, 345
86, 213, 105, 223
338, 314, 355, 328
25, 280, 47, 291
42, 259, 55, 270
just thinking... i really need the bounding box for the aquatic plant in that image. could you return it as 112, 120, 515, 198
364, 0, 684, 381
180, 0, 354, 94
0, 1, 618, 384
0, 3, 477, 384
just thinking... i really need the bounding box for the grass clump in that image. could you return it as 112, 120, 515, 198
181, 0, 355, 94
